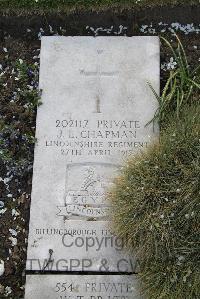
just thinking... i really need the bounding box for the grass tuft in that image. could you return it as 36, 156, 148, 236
148, 35, 200, 128
110, 104, 200, 298
109, 38, 200, 298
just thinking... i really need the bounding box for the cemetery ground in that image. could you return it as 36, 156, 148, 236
0, 2, 200, 299
0, 0, 198, 12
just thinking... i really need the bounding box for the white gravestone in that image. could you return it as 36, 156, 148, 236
25, 275, 143, 299
26, 36, 160, 273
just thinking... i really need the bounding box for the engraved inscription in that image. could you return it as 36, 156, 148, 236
54, 279, 135, 298
95, 95, 101, 113
25, 275, 140, 299
79, 69, 119, 77
45, 118, 149, 157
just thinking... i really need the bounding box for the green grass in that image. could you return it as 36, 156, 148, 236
108, 38, 200, 298
0, 0, 199, 13
149, 35, 200, 128
110, 104, 200, 298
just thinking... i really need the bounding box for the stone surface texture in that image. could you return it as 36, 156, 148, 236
26, 36, 160, 272
25, 275, 143, 299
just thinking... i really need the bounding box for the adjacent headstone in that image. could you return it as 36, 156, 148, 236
25, 36, 159, 298
25, 275, 142, 299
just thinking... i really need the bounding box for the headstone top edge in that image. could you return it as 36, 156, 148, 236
41, 35, 160, 42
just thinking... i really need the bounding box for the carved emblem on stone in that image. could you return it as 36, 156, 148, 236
57, 163, 119, 220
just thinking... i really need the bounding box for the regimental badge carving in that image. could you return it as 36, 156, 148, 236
57, 163, 119, 220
